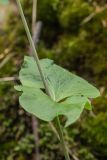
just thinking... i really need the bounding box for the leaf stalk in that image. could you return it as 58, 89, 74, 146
55, 117, 71, 160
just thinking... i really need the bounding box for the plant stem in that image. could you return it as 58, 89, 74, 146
16, 1, 70, 159
16, 0, 50, 96
32, 0, 37, 34
31, 0, 40, 160
55, 117, 71, 160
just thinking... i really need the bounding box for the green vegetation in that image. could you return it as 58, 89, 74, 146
0, 0, 9, 5
0, 0, 107, 159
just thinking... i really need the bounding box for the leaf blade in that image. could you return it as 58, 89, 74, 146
18, 86, 89, 126
16, 56, 100, 126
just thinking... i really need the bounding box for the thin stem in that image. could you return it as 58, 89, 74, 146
17, 0, 60, 141
32, 0, 37, 34
55, 117, 71, 160
16, 1, 70, 159
31, 0, 40, 160
16, 0, 50, 96
0, 77, 18, 82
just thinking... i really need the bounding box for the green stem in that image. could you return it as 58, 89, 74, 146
16, 0, 50, 96
16, 1, 70, 159
32, 0, 37, 34
55, 117, 71, 160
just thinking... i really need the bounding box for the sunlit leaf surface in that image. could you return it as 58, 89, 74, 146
15, 56, 100, 127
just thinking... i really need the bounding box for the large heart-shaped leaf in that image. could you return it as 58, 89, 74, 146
20, 56, 100, 101
15, 56, 100, 127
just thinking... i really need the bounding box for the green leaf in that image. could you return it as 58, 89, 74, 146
61, 96, 91, 127
0, 0, 9, 5
15, 56, 100, 126
19, 56, 53, 89
85, 101, 92, 110
45, 64, 100, 102
20, 56, 100, 101
15, 85, 89, 127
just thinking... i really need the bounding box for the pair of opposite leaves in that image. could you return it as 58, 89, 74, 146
15, 56, 100, 127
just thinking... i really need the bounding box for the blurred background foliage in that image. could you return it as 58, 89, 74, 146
0, 0, 107, 159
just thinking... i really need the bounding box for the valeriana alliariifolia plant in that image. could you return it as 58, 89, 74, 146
15, 0, 100, 159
